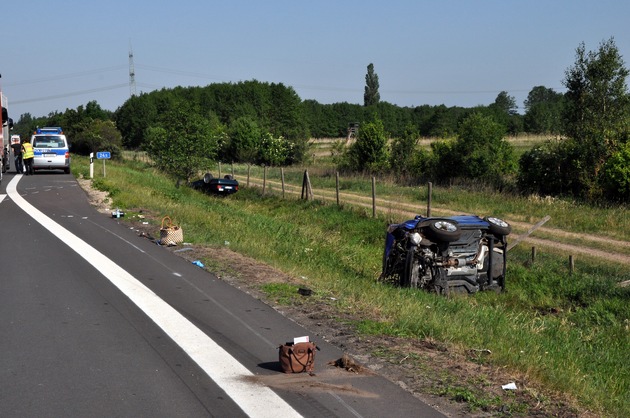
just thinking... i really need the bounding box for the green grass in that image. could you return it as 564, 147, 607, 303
74, 155, 629, 417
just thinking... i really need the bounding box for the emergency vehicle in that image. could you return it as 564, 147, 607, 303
1, 91, 14, 175
31, 127, 71, 173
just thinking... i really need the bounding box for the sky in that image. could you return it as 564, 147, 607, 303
2, 0, 630, 119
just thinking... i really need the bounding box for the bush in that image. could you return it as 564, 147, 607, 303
345, 118, 389, 173
430, 113, 516, 185
602, 141, 630, 200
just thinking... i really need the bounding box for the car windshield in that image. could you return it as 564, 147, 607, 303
33, 136, 64, 148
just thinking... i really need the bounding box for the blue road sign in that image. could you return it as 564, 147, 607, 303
96, 151, 111, 159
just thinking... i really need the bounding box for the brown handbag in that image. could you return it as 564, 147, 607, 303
278, 342, 317, 373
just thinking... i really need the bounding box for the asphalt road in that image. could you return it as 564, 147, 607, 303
0, 171, 445, 418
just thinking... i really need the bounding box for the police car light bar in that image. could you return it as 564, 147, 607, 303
36, 126, 63, 134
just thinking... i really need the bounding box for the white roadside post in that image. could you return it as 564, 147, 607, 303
89, 152, 94, 178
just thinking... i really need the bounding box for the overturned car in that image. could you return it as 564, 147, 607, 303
190, 173, 239, 195
380, 215, 511, 295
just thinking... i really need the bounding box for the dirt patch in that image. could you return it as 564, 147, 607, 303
78, 179, 596, 418
244, 369, 380, 398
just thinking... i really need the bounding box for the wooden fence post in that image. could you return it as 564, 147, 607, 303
531, 246, 536, 264
247, 164, 251, 187
336, 172, 340, 206
372, 176, 376, 218
569, 255, 575, 275
218, 162, 222, 178
301, 170, 313, 200
231, 162, 235, 178
306, 170, 313, 200
427, 182, 433, 217
281, 167, 285, 199
262, 165, 267, 196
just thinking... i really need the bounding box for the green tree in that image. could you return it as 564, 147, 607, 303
487, 91, 523, 135
523, 86, 564, 134
347, 117, 389, 172
563, 38, 629, 144
12, 113, 35, 140
433, 112, 516, 184
428, 139, 457, 180
519, 38, 630, 201
72, 119, 123, 158
456, 112, 516, 181
114, 94, 158, 149
389, 125, 418, 177
517, 139, 579, 196
602, 141, 630, 200
492, 91, 518, 115
268, 83, 308, 163
562, 37, 630, 199
227, 116, 261, 163
257, 133, 293, 166
364, 63, 380, 107
425, 105, 465, 138
144, 103, 218, 183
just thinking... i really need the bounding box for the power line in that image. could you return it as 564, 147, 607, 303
134, 64, 228, 81
11, 83, 129, 105
4, 66, 127, 87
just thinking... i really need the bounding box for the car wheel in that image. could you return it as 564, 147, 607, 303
484, 216, 511, 236
401, 248, 420, 288
425, 219, 461, 242
224, 174, 234, 180
203, 172, 213, 183
64, 167, 70, 174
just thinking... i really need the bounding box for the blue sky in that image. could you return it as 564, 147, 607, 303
3, 0, 630, 119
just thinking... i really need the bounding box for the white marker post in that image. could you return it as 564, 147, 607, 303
89, 152, 94, 178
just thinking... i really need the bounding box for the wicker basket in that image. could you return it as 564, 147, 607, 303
159, 216, 183, 244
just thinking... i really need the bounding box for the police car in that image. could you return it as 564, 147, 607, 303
31, 127, 71, 173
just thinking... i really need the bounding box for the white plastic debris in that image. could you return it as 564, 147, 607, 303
502, 382, 517, 390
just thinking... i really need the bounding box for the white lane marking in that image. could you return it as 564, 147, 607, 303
0, 194, 5, 204
7, 176, 301, 418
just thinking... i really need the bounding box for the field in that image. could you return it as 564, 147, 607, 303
75, 150, 628, 417
307, 134, 551, 161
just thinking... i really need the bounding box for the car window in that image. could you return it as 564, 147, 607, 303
33, 136, 65, 148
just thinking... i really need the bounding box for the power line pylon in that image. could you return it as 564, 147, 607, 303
129, 44, 137, 97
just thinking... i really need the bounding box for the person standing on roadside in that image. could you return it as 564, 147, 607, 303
22, 138, 34, 175
11, 137, 23, 174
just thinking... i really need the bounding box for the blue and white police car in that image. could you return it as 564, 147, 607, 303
31, 127, 70, 173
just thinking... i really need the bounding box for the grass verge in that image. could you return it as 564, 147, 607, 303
74, 156, 629, 417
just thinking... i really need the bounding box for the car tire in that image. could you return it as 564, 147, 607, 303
484, 216, 511, 236
401, 248, 420, 288
425, 219, 462, 242
224, 174, 234, 180
203, 172, 213, 183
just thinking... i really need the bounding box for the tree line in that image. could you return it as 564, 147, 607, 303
12, 38, 630, 203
